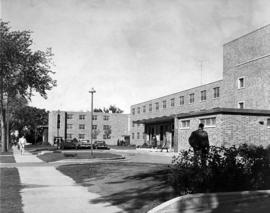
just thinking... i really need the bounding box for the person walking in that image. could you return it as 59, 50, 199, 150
161, 135, 169, 152
188, 123, 209, 166
18, 135, 27, 155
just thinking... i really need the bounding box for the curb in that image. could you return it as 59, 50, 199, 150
148, 190, 270, 213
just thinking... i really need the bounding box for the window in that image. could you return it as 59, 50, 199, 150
137, 132, 140, 139
189, 93, 194, 104
238, 102, 245, 109
67, 114, 73, 119
137, 107, 140, 114
79, 124, 85, 129
180, 96, 184, 105
200, 117, 216, 127
149, 104, 152, 112
143, 105, 146, 113
201, 90, 206, 101
92, 115, 97, 120
213, 87, 220, 98
137, 123, 140, 127
78, 134, 85, 139
132, 122, 135, 127
155, 102, 159, 110
267, 119, 270, 128
162, 100, 166, 109
132, 133, 135, 139
79, 114, 85, 120
66, 134, 72, 139
238, 77, 245, 89
67, 124, 73, 129
132, 108, 135, 115
92, 125, 97, 130
103, 115, 109, 121
103, 125, 110, 130
181, 120, 190, 129
171, 98, 175, 107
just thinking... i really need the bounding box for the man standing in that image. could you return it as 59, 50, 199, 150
18, 135, 27, 155
188, 123, 209, 166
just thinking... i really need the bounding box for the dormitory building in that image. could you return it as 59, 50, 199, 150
130, 25, 270, 152
48, 111, 130, 145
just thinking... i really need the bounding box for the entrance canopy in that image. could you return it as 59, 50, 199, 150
132, 115, 175, 124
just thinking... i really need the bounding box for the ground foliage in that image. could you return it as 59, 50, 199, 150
169, 144, 270, 195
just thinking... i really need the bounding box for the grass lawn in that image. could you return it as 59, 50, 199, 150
0, 149, 16, 163
38, 152, 122, 162
109, 145, 136, 150
57, 162, 176, 213
0, 168, 23, 213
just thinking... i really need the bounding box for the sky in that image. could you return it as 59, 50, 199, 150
1, 0, 270, 113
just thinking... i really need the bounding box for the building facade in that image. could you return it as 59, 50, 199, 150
48, 111, 129, 145
130, 25, 270, 151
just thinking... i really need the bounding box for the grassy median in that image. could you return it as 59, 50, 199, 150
57, 162, 176, 213
38, 151, 122, 162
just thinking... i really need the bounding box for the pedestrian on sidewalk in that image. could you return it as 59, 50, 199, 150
161, 135, 169, 152
18, 135, 27, 155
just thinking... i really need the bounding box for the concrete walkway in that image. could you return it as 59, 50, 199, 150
13, 148, 124, 213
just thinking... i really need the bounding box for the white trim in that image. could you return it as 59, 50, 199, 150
238, 101, 245, 109
237, 76, 245, 89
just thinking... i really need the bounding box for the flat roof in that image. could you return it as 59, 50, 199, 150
133, 115, 175, 124
132, 108, 270, 124
177, 108, 270, 119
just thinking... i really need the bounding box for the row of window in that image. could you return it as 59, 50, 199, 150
131, 132, 145, 140
67, 124, 111, 130
132, 87, 220, 115
66, 134, 111, 140
180, 117, 217, 129
66, 114, 110, 121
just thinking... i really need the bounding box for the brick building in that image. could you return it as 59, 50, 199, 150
48, 111, 130, 145
130, 25, 270, 152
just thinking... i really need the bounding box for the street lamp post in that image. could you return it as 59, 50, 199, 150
89, 88, 96, 158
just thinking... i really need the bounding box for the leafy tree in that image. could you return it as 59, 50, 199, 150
93, 108, 103, 112
0, 21, 56, 151
104, 126, 112, 139
92, 129, 100, 140
10, 106, 48, 143
109, 105, 124, 113
103, 107, 109, 113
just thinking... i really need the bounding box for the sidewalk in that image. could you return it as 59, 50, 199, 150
13, 148, 125, 213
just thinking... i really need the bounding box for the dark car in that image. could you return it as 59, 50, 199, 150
77, 140, 92, 149
60, 139, 77, 149
93, 141, 110, 150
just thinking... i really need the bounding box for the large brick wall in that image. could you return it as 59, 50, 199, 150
177, 113, 270, 152
221, 114, 270, 147
130, 80, 223, 145
223, 25, 270, 109
177, 115, 223, 151
48, 111, 129, 145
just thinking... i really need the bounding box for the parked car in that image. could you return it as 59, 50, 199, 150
60, 139, 77, 149
76, 140, 92, 149
93, 141, 110, 150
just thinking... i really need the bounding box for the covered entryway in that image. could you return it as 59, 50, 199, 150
133, 116, 175, 151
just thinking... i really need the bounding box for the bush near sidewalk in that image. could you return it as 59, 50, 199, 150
169, 144, 270, 195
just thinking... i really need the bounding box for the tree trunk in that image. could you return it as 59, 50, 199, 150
1, 108, 7, 152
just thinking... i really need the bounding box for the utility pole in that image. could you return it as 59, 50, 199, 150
89, 88, 96, 158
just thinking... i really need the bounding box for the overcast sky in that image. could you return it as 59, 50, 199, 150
1, 0, 270, 113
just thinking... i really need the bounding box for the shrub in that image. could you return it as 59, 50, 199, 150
169, 144, 270, 195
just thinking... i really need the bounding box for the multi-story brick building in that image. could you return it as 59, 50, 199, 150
48, 111, 130, 145
130, 25, 270, 152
